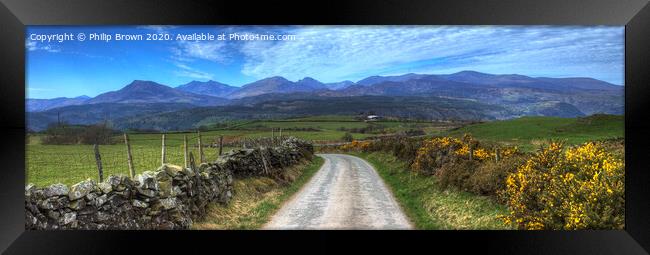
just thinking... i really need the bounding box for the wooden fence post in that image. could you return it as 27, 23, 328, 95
93, 144, 103, 183
184, 135, 188, 168
279, 128, 282, 142
197, 131, 204, 163
469, 145, 474, 161
271, 128, 275, 144
161, 133, 166, 166
495, 148, 500, 162
218, 135, 223, 156
124, 133, 135, 178
189, 152, 196, 170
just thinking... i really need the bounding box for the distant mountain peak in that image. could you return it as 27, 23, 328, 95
265, 76, 289, 81
454, 70, 487, 75
299, 77, 318, 82
123, 80, 167, 90
450, 70, 494, 77
176, 79, 239, 98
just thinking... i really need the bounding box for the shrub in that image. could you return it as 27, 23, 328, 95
79, 123, 116, 145
42, 123, 116, 145
501, 142, 624, 230
411, 135, 517, 175
396, 129, 426, 137
411, 137, 464, 175
361, 137, 423, 164
435, 159, 479, 191
468, 154, 526, 199
339, 140, 372, 151
341, 132, 353, 142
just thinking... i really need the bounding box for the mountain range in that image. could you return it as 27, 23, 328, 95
27, 95, 90, 112
26, 71, 624, 131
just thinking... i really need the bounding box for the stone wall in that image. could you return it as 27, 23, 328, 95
25, 137, 314, 230
219, 137, 314, 178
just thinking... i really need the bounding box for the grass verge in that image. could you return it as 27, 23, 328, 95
349, 151, 511, 230
191, 156, 324, 229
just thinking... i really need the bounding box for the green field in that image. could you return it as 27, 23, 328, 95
26, 116, 451, 187
27, 114, 623, 187
444, 114, 624, 151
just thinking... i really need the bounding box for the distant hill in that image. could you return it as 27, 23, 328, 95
176, 80, 239, 98
27, 102, 197, 131
109, 95, 511, 131
325, 80, 355, 90
320, 71, 623, 116
86, 80, 229, 106
27, 95, 90, 112
26, 71, 624, 131
227, 76, 328, 99
356, 73, 431, 86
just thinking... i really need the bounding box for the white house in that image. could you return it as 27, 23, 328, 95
366, 115, 381, 121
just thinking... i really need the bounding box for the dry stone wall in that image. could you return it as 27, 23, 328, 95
25, 137, 314, 230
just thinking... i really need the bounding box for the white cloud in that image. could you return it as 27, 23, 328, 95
173, 62, 213, 80
137, 25, 178, 34
176, 40, 229, 62
26, 40, 61, 53
236, 26, 624, 84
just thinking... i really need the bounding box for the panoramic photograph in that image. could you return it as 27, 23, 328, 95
25, 25, 624, 230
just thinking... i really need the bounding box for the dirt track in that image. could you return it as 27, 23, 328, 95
264, 154, 412, 230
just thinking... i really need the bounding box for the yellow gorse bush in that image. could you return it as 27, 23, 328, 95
501, 142, 624, 230
412, 135, 518, 174
339, 140, 372, 151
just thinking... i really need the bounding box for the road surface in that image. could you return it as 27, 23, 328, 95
264, 154, 412, 229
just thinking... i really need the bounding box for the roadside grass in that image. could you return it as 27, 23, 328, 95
191, 156, 324, 230
444, 114, 623, 151
349, 152, 511, 230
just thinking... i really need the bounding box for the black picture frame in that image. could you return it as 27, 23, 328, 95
1, 0, 649, 254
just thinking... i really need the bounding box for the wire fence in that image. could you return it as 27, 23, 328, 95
26, 130, 297, 186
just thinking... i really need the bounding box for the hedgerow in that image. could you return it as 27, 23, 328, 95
336, 135, 624, 230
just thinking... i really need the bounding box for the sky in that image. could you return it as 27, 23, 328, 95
26, 25, 624, 99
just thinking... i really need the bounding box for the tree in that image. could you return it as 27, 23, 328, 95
79, 122, 116, 144
341, 132, 353, 142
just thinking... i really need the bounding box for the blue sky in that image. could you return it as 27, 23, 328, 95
26, 25, 624, 99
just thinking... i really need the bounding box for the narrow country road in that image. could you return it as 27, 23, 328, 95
264, 154, 412, 230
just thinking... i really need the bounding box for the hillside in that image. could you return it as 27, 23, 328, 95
110, 95, 510, 131
27, 102, 197, 131
86, 80, 229, 106
26, 95, 90, 112
176, 80, 239, 98
320, 72, 623, 116
445, 114, 624, 150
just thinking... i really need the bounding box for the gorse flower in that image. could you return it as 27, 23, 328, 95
411, 134, 518, 174
501, 142, 624, 230
339, 140, 372, 151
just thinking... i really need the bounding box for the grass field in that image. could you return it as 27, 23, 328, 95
26, 116, 454, 186
350, 151, 511, 230
444, 114, 623, 151
26, 114, 623, 187
192, 157, 324, 229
